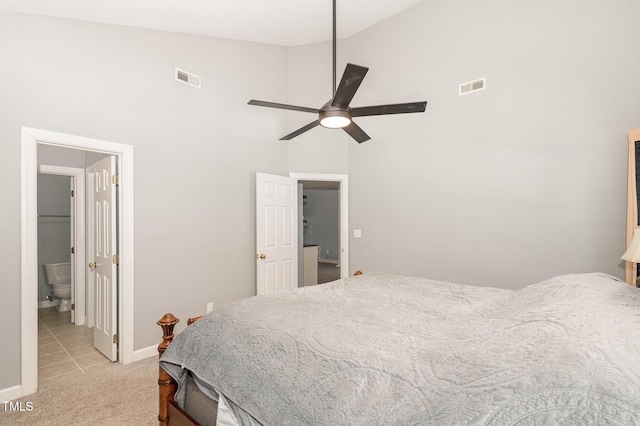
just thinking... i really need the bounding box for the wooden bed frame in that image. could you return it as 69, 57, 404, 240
157, 271, 363, 425
157, 313, 206, 426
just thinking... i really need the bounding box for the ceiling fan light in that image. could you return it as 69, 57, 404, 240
319, 106, 352, 129
320, 115, 351, 128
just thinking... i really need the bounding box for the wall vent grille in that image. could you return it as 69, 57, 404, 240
175, 68, 201, 89
459, 77, 485, 96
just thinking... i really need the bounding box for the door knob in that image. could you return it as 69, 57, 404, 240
88, 262, 97, 269
257, 254, 267, 260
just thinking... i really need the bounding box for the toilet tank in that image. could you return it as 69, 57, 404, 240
44, 262, 71, 285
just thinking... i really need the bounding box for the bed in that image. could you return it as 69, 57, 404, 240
157, 272, 640, 425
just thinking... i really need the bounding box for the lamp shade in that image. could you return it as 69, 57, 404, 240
622, 227, 640, 262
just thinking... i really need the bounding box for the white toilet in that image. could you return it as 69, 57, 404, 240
44, 262, 72, 312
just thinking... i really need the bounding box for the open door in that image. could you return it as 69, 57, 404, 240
87, 156, 118, 361
256, 172, 298, 295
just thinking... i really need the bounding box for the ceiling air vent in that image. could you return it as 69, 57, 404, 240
175, 68, 201, 89
459, 77, 485, 96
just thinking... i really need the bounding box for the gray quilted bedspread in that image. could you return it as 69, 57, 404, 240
160, 272, 640, 425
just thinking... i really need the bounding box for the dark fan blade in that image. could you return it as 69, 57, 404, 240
351, 101, 427, 117
343, 121, 370, 144
280, 120, 320, 140
248, 100, 320, 114
331, 63, 369, 108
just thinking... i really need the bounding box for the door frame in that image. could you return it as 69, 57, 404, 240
21, 127, 135, 397
289, 173, 349, 278
38, 165, 86, 326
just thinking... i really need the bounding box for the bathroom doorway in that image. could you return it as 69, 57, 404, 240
38, 165, 86, 326
21, 127, 135, 397
36, 153, 117, 385
37, 173, 73, 313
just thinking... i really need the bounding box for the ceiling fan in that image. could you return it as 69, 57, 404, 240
247, 0, 427, 143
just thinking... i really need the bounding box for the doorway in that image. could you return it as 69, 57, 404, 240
38, 165, 86, 325
291, 173, 349, 283
20, 127, 134, 397
300, 181, 341, 284
255, 172, 349, 295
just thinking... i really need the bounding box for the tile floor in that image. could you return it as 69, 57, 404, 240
38, 307, 111, 387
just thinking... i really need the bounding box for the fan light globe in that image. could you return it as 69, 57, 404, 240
320, 116, 351, 128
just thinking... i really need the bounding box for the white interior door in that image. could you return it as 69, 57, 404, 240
256, 172, 298, 295
87, 156, 118, 361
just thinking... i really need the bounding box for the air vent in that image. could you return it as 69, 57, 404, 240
175, 68, 201, 89
459, 77, 486, 96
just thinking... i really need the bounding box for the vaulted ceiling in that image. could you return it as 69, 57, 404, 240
0, 0, 425, 46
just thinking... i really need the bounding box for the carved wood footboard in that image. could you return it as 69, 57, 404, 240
158, 313, 207, 426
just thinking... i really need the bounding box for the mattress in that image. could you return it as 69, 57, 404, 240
161, 272, 640, 425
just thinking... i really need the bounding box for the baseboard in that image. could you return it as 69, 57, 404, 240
0, 385, 22, 402
318, 258, 338, 265
133, 345, 158, 362
38, 299, 60, 309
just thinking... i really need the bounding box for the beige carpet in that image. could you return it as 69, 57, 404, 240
1, 356, 158, 426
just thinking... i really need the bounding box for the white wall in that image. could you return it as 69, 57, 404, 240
0, 12, 289, 390
344, 0, 640, 286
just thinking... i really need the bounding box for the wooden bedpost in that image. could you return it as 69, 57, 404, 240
158, 313, 179, 426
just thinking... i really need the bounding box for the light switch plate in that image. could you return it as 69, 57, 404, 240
354, 229, 362, 238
